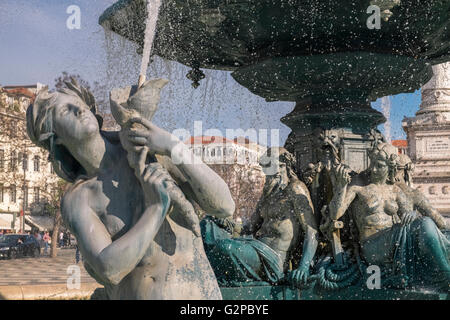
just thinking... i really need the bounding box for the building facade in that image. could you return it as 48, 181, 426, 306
403, 62, 450, 218
0, 84, 60, 231
391, 140, 408, 155
185, 136, 266, 223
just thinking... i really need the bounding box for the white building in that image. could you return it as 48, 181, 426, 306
186, 136, 264, 166
185, 136, 266, 223
0, 84, 59, 232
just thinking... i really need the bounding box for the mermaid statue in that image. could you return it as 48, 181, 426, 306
26, 78, 235, 299
321, 140, 449, 292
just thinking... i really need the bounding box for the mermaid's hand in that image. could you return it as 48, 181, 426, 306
213, 217, 236, 235
330, 164, 352, 191
125, 117, 181, 157
138, 158, 173, 210
401, 211, 417, 226
288, 264, 310, 288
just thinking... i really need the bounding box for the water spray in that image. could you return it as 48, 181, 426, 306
138, 0, 163, 88
381, 96, 391, 143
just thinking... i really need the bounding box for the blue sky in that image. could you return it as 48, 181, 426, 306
0, 0, 422, 144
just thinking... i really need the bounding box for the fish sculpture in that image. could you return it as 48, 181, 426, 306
110, 79, 201, 237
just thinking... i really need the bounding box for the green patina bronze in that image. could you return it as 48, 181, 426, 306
201, 147, 319, 290
99, 0, 450, 173
201, 217, 285, 287
26, 79, 236, 300
99, 0, 450, 300
201, 137, 450, 300
99, 0, 449, 102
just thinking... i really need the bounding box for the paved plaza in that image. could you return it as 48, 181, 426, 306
0, 248, 96, 286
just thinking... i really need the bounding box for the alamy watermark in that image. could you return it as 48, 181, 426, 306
67, 265, 81, 290
367, 5, 381, 30
366, 265, 381, 290
66, 5, 81, 30
65, 4, 381, 32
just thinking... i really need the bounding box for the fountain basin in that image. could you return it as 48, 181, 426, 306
100, 0, 450, 102
100, 0, 450, 172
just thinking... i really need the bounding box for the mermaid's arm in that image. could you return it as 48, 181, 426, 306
169, 142, 235, 218
328, 185, 357, 221
125, 118, 235, 219
62, 184, 170, 286
395, 187, 414, 225
412, 189, 448, 229
291, 181, 318, 270
327, 165, 356, 221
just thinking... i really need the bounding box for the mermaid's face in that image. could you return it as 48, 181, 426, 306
370, 159, 389, 184
52, 93, 99, 144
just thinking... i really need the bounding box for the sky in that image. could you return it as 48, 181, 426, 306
0, 0, 424, 145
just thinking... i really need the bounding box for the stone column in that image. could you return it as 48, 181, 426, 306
403, 62, 450, 217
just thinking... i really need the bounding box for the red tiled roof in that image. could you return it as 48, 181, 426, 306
185, 136, 261, 151
4, 88, 36, 100
391, 140, 408, 148
233, 137, 253, 145
186, 136, 258, 145
185, 136, 236, 145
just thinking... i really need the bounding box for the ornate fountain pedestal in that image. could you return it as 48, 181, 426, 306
282, 95, 385, 173
403, 63, 450, 220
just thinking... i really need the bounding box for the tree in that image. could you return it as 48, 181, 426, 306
54, 72, 91, 92
92, 80, 109, 113
0, 88, 65, 244
42, 179, 70, 258
54, 72, 109, 112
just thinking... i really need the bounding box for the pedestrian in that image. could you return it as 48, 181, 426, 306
43, 231, 50, 255
75, 245, 81, 264
59, 231, 64, 248
63, 231, 69, 247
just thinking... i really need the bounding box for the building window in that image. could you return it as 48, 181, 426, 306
34, 155, 40, 172
10, 151, 17, 172
34, 187, 40, 203
0, 150, 4, 170
22, 153, 28, 171
0, 150, 5, 170
10, 121, 17, 137
23, 186, 28, 210
10, 185, 16, 203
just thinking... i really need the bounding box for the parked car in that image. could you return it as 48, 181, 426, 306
0, 234, 41, 259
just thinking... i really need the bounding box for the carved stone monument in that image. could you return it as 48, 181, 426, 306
403, 63, 450, 220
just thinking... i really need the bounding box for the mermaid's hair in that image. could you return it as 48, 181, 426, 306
26, 78, 110, 182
